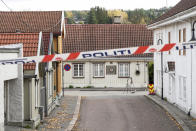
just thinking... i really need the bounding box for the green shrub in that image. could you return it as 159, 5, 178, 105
76, 87, 81, 88
69, 85, 74, 88
148, 62, 154, 84
83, 86, 93, 88
104, 86, 107, 88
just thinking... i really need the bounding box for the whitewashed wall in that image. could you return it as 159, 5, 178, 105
63, 60, 149, 88
153, 19, 196, 118
0, 44, 23, 127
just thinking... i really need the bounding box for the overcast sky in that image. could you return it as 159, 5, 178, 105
0, 0, 181, 11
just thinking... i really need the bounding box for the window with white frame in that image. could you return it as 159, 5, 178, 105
93, 63, 105, 77
73, 63, 84, 77
118, 63, 130, 77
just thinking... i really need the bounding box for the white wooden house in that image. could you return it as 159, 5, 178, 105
63, 24, 153, 88
148, 0, 196, 118
0, 44, 23, 130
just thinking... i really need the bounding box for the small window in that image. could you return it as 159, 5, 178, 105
93, 63, 105, 77
183, 28, 186, 42
118, 63, 130, 77
179, 30, 181, 43
73, 63, 84, 77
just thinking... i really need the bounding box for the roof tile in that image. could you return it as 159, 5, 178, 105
0, 33, 39, 70
0, 11, 62, 33
63, 24, 153, 58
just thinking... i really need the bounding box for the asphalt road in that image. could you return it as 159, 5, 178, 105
76, 96, 182, 131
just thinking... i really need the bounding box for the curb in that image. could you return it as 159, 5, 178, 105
63, 87, 147, 92
65, 96, 81, 131
145, 95, 191, 131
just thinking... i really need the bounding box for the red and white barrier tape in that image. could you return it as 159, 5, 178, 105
0, 43, 194, 65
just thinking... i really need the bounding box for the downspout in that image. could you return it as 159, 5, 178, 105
188, 47, 193, 116
188, 20, 196, 115
157, 39, 164, 100
161, 52, 164, 100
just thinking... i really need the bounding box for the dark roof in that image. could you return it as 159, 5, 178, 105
0, 11, 62, 33
151, 0, 196, 24
0, 33, 50, 70
63, 24, 153, 58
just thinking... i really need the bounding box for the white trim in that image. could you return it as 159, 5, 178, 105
35, 32, 42, 76
118, 63, 130, 77
72, 63, 84, 78
61, 11, 65, 38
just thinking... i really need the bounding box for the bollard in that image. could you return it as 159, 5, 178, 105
148, 84, 155, 95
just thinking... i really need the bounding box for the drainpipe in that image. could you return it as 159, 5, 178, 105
158, 39, 164, 100
188, 47, 193, 116
188, 20, 196, 115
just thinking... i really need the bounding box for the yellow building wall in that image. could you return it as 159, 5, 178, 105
52, 36, 63, 96
57, 36, 63, 95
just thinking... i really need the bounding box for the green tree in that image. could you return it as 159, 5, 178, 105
87, 8, 97, 24
87, 7, 112, 24
95, 6, 111, 24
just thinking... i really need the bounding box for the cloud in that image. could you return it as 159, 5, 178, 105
0, 0, 181, 11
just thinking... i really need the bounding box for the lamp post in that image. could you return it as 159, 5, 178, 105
157, 39, 164, 100
190, 21, 196, 41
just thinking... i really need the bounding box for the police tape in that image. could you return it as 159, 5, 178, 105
0, 43, 194, 65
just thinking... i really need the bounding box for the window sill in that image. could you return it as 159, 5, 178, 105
93, 76, 105, 78
72, 77, 85, 79
118, 76, 130, 78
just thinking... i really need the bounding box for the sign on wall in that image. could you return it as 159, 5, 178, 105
64, 64, 71, 71
106, 65, 116, 75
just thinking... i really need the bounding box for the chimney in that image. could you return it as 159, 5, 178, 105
64, 18, 68, 24
113, 16, 121, 24
16, 29, 21, 33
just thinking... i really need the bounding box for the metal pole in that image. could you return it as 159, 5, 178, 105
158, 39, 164, 100
161, 52, 164, 100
